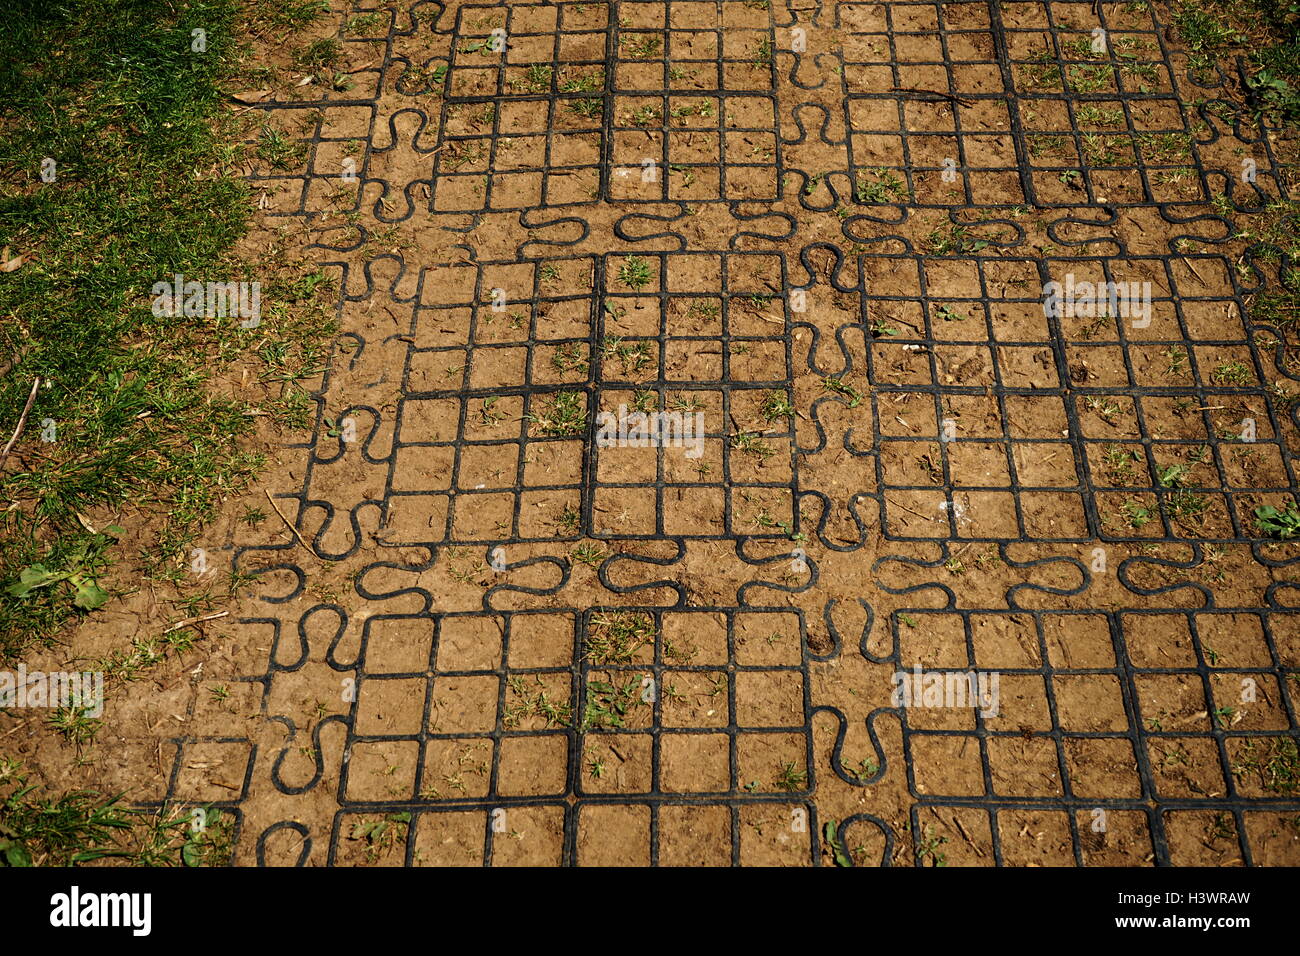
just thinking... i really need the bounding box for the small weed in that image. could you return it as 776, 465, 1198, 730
581, 676, 644, 731
774, 762, 807, 792
585, 611, 655, 665
917, 824, 948, 867
854, 168, 909, 203
1255, 502, 1300, 539
822, 376, 863, 407
1233, 736, 1299, 795
926, 224, 990, 255
618, 254, 653, 290
761, 390, 795, 422
527, 392, 587, 437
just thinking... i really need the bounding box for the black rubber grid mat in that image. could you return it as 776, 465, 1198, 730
326, 605, 819, 864
182, 0, 1300, 867
882, 602, 1300, 865
836, 0, 1291, 209
861, 251, 1300, 543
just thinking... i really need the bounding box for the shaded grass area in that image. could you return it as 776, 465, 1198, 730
0, 0, 335, 657
0, 0, 339, 866
1, 755, 235, 866
1169, 0, 1300, 121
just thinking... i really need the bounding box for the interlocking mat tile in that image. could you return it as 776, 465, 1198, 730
122, 0, 1300, 866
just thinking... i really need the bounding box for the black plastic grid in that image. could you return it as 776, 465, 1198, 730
889, 604, 1300, 865
575, 606, 812, 799
322, 605, 818, 865
837, 0, 1026, 207
592, 250, 798, 538
610, 0, 777, 94
379, 256, 595, 544
211, 0, 1300, 868
836, 0, 1290, 210
862, 252, 1299, 542
372, 252, 803, 544
446, 3, 611, 100
427, 0, 784, 207
608, 91, 782, 202
244, 103, 380, 217
330, 797, 818, 865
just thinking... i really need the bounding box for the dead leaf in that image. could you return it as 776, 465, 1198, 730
0, 247, 24, 273
230, 89, 271, 104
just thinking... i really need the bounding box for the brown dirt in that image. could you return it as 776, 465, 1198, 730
5, 0, 1300, 867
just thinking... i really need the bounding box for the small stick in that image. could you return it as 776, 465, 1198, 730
0, 377, 40, 470
889, 498, 938, 522
890, 86, 975, 108
1, 718, 33, 739
1180, 255, 1205, 284
951, 813, 986, 857
163, 611, 229, 634
264, 489, 325, 558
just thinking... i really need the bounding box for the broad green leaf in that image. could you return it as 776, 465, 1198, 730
72, 578, 110, 610
823, 820, 851, 867
0, 838, 32, 867
5, 564, 67, 598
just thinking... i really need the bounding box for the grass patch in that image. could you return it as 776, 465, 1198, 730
854, 168, 910, 204
584, 611, 655, 665
1233, 735, 1299, 795
0, 757, 234, 865
0, 0, 336, 657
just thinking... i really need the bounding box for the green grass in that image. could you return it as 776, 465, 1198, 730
527, 391, 587, 437
0, 773, 131, 866
0, 0, 336, 658
581, 675, 644, 731
925, 223, 991, 255
584, 611, 655, 665
1171, 0, 1300, 120
1171, 1, 1241, 71
774, 761, 807, 791
1233, 735, 1299, 794
504, 676, 573, 729
854, 168, 910, 204
617, 254, 653, 290
761, 389, 795, 422
1255, 502, 1300, 538
0, 756, 234, 866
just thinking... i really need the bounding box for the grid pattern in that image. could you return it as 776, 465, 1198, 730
593, 251, 797, 538
385, 257, 595, 544
893, 606, 1300, 865
865, 253, 1299, 542
325, 606, 817, 865
211, 0, 1300, 869
838, 0, 1287, 209
611, 1, 777, 93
